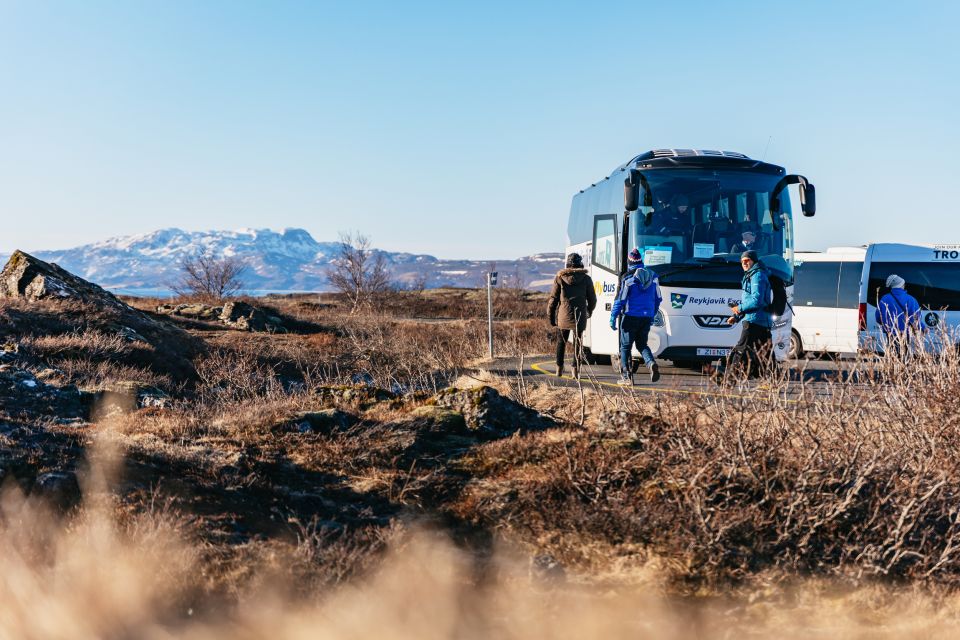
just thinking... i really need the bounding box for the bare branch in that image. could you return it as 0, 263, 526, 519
171, 252, 248, 303
326, 231, 393, 312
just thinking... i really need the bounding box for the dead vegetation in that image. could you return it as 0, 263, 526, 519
5, 275, 960, 634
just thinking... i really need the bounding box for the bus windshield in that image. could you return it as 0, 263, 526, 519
630, 168, 794, 284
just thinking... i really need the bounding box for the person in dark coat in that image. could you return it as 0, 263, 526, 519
547, 253, 597, 378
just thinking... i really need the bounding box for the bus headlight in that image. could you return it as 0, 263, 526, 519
653, 310, 665, 327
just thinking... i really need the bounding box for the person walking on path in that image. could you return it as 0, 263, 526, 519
717, 250, 775, 379
547, 253, 597, 378
876, 274, 922, 357
610, 248, 662, 385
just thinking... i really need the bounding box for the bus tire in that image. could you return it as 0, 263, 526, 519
788, 330, 804, 360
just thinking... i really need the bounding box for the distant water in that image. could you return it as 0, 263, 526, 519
109, 288, 323, 298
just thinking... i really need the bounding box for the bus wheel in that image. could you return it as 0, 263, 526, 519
788, 331, 804, 360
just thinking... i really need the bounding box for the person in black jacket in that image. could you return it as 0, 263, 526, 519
547, 253, 597, 378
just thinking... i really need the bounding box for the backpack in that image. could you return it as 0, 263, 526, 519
766, 273, 789, 317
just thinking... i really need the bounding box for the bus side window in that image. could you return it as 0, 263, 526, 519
837, 261, 862, 309
591, 215, 618, 274
795, 262, 841, 307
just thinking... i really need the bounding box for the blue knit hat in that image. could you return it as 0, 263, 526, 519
627, 248, 643, 267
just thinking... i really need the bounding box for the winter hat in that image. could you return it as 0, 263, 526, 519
741, 249, 759, 263
627, 248, 643, 267
565, 253, 584, 268
886, 274, 906, 289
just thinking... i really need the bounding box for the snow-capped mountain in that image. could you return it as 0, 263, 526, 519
3, 228, 564, 294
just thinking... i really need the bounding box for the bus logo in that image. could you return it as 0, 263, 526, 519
925, 312, 940, 328
594, 282, 617, 295
694, 315, 732, 328
671, 293, 688, 309
934, 245, 960, 260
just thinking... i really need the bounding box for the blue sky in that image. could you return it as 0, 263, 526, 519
1, 1, 957, 259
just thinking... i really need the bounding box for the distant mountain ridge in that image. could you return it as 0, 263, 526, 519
1, 228, 564, 294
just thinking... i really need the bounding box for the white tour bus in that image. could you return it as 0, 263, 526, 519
859, 243, 960, 354
565, 148, 816, 368
790, 247, 866, 357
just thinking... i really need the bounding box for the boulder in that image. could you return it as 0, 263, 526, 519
32, 471, 81, 510
116, 326, 147, 343
316, 385, 396, 407
220, 301, 268, 331
409, 405, 468, 434
0, 251, 127, 309
177, 304, 221, 320
0, 365, 85, 420
430, 386, 555, 437
289, 408, 355, 434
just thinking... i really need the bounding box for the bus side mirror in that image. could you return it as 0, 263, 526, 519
801, 183, 816, 217
624, 176, 639, 212
624, 169, 652, 213
770, 174, 815, 227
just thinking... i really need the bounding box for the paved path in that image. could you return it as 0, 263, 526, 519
482, 355, 870, 401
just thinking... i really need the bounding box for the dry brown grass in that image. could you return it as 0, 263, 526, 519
7, 476, 960, 638
8, 290, 960, 634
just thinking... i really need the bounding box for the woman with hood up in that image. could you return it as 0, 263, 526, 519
609, 248, 662, 385
547, 253, 597, 378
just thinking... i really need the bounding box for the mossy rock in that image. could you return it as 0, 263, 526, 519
290, 408, 355, 434
316, 385, 396, 407
410, 405, 468, 433
430, 385, 555, 437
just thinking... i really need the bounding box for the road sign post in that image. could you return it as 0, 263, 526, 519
487, 271, 497, 359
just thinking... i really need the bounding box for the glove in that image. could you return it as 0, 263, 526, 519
610, 317, 617, 331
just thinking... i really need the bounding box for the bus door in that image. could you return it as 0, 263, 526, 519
589, 215, 620, 357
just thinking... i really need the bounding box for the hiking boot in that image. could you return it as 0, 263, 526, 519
556, 364, 564, 378
649, 363, 661, 383
617, 376, 633, 387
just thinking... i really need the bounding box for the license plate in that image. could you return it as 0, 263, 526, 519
697, 348, 730, 357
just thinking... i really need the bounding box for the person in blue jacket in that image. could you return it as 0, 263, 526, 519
876, 274, 922, 356
610, 248, 662, 385
718, 250, 774, 379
